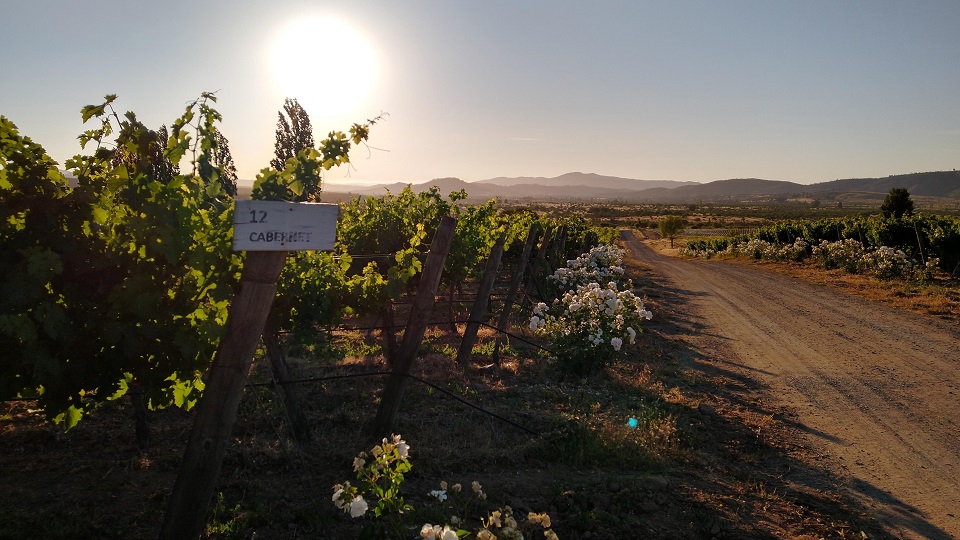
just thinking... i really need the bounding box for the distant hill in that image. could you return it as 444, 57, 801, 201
810, 171, 960, 199
328, 173, 699, 200
656, 178, 803, 199
322, 170, 960, 203
475, 172, 697, 191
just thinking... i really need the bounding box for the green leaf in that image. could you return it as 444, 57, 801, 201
92, 206, 109, 225
288, 177, 304, 196
108, 375, 132, 401
205, 174, 222, 198
60, 405, 84, 430
80, 105, 102, 123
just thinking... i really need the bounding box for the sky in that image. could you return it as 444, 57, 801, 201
3, 0, 960, 187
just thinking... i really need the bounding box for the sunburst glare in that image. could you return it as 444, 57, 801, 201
270, 16, 378, 120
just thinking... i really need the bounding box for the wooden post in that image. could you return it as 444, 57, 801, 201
381, 303, 400, 367
914, 221, 926, 266
553, 226, 568, 267
526, 225, 553, 297
372, 217, 457, 437
160, 250, 287, 540
264, 334, 312, 443
456, 230, 507, 365
130, 383, 149, 451
492, 223, 539, 364
447, 281, 458, 334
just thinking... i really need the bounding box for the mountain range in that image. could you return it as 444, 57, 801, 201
325, 170, 960, 203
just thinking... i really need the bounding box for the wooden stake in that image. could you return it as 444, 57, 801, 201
372, 217, 457, 437
160, 250, 287, 540
555, 226, 567, 266
265, 334, 311, 443
525, 225, 554, 299
456, 230, 507, 365
492, 223, 539, 364
381, 303, 400, 367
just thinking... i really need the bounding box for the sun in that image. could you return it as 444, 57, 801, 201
270, 16, 378, 119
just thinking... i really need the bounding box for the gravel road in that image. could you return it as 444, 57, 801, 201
621, 230, 960, 539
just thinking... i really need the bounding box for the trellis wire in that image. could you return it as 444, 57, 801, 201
244, 370, 537, 436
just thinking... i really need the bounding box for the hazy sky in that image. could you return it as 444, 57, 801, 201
3, 0, 959, 186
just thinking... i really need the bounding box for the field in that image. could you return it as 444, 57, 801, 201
4, 230, 932, 539
5, 158, 960, 539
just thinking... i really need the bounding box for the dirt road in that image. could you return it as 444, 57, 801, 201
621, 230, 960, 539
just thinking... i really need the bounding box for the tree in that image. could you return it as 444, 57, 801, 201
198, 130, 238, 197
881, 188, 914, 219
271, 98, 314, 171
659, 215, 685, 248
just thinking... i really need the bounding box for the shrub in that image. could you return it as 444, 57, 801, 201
531, 281, 651, 376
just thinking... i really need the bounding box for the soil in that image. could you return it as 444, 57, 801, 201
622, 229, 960, 539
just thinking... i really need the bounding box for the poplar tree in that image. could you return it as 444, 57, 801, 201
211, 131, 238, 197
271, 98, 315, 171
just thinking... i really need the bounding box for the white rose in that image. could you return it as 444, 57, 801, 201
331, 488, 345, 509
529, 316, 541, 331
421, 524, 438, 539
349, 496, 368, 517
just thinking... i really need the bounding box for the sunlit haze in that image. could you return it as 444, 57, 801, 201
270, 16, 378, 121
3, 1, 959, 186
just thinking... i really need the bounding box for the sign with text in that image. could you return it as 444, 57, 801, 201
233, 200, 338, 251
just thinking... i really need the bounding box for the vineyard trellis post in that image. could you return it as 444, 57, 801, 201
914, 221, 926, 266
160, 250, 288, 540
373, 216, 458, 437
381, 303, 401, 366
264, 334, 311, 442
456, 230, 507, 366
130, 383, 149, 450
549, 225, 567, 267
525, 224, 553, 300
492, 222, 539, 364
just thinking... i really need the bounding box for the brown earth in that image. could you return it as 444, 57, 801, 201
622, 229, 960, 539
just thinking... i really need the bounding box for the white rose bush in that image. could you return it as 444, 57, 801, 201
684, 235, 939, 282
332, 434, 414, 537
531, 243, 652, 375
333, 435, 558, 539
547, 244, 626, 293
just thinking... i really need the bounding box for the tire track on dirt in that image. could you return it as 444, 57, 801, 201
622, 230, 960, 539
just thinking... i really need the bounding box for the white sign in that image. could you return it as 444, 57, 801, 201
233, 200, 338, 251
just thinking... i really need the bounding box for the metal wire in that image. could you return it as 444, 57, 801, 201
244, 369, 537, 436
